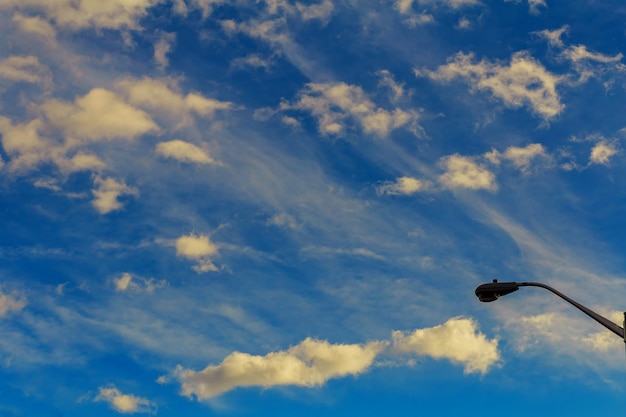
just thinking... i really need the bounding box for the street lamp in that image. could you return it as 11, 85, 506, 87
475, 279, 626, 343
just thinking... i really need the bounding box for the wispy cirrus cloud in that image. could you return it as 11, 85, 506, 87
0, 289, 26, 318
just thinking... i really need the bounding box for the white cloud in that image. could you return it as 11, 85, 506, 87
41, 88, 159, 142
439, 154, 496, 190
0, 0, 162, 30
175, 233, 219, 273
301, 246, 384, 260
287, 82, 419, 137
113, 273, 167, 293
0, 290, 26, 317
590, 142, 618, 165
176, 337, 388, 399
505, 0, 546, 15
155, 140, 216, 164
0, 55, 49, 84
419, 51, 564, 120
95, 386, 156, 414
92, 176, 139, 214
11, 13, 56, 39
116, 77, 233, 127
267, 213, 300, 229
392, 317, 500, 374
377, 176, 430, 195
154, 32, 176, 69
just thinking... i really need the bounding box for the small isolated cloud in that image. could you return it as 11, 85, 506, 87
267, 213, 299, 229
533, 25, 568, 48
155, 139, 216, 164
175, 233, 219, 273
285, 81, 420, 137
377, 70, 406, 102
154, 31, 176, 69
418, 51, 564, 120
41, 88, 159, 142
301, 246, 384, 260
92, 176, 139, 214
590, 142, 618, 165
0, 290, 26, 317
113, 273, 166, 293
505, 0, 546, 15
486, 143, 547, 171
116, 77, 233, 127
392, 317, 500, 374
176, 337, 388, 399
94, 386, 157, 414
0, 55, 49, 84
439, 154, 496, 190
377, 176, 430, 195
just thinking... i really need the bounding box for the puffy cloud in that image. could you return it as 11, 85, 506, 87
287, 82, 419, 137
155, 140, 216, 164
377, 176, 430, 195
12, 13, 56, 39
439, 154, 496, 190
0, 55, 49, 84
418, 51, 564, 120
590, 142, 618, 165
0, 117, 51, 172
395, 0, 479, 13
392, 317, 500, 374
95, 386, 156, 414
175, 233, 219, 273
0, 290, 26, 317
176, 338, 388, 399
486, 143, 547, 170
92, 176, 139, 214
0, 0, 161, 30
41, 88, 159, 142
116, 77, 232, 127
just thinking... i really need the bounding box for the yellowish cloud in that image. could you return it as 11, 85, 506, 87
0, 55, 49, 84
392, 317, 500, 374
41, 88, 159, 142
12, 13, 56, 39
175, 233, 219, 273
155, 140, 216, 164
418, 51, 564, 120
288, 82, 419, 137
439, 154, 496, 190
177, 338, 388, 399
377, 176, 430, 195
116, 77, 232, 127
590, 142, 618, 165
92, 176, 139, 215
0, 289, 26, 318
95, 386, 156, 414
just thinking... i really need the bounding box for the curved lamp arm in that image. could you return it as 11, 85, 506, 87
475, 280, 625, 340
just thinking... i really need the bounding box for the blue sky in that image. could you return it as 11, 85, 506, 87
2, 0, 626, 415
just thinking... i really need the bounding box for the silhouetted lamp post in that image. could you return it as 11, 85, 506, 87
475, 280, 626, 343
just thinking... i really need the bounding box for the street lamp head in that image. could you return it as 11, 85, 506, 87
475, 280, 520, 302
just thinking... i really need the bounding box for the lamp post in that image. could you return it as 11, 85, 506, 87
475, 279, 626, 343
